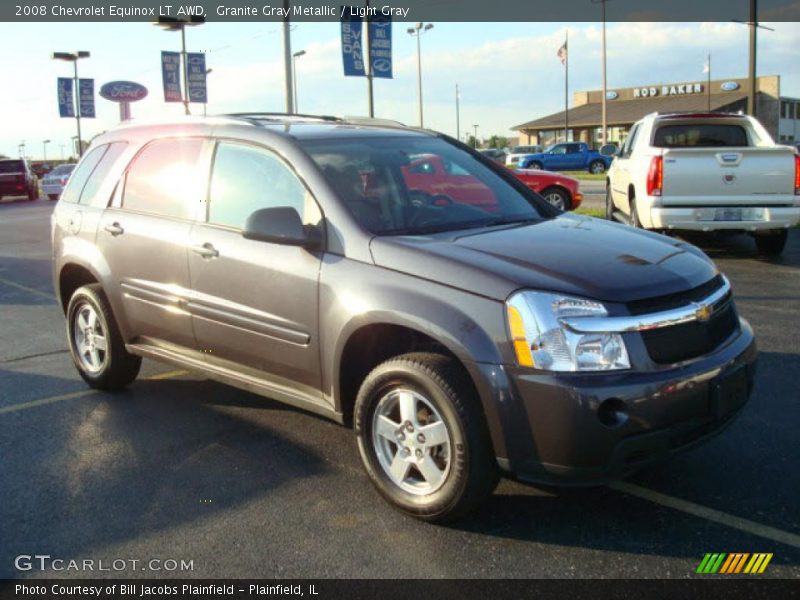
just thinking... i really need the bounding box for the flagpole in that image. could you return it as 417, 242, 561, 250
564, 29, 569, 142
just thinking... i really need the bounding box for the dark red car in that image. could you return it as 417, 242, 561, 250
511, 168, 583, 211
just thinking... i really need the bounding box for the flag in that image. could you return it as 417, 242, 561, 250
557, 40, 568, 65
703, 57, 710, 73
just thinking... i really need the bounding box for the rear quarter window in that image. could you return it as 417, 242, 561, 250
59, 145, 109, 204
653, 124, 750, 147
78, 142, 128, 207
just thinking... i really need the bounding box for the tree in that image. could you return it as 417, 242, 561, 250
466, 135, 479, 149
487, 135, 509, 149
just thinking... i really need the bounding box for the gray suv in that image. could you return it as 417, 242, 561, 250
53, 114, 757, 521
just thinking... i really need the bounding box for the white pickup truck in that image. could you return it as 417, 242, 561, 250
606, 112, 800, 255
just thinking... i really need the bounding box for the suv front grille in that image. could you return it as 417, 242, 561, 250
628, 275, 740, 364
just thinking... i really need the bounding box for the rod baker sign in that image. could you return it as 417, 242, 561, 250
634, 83, 705, 98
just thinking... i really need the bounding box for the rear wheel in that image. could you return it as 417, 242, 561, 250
589, 160, 606, 174
27, 186, 37, 201
630, 196, 643, 228
48, 194, 59, 201
354, 352, 498, 522
754, 230, 788, 256
66, 284, 141, 390
605, 185, 615, 221
541, 187, 570, 211
529, 161, 543, 170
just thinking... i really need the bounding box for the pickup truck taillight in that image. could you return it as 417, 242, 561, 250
795, 154, 800, 195
646, 156, 663, 197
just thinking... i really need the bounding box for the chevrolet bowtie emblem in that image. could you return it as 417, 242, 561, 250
694, 303, 713, 322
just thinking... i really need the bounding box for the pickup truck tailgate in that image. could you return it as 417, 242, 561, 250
661, 147, 796, 205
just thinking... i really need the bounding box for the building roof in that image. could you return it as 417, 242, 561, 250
513, 92, 748, 131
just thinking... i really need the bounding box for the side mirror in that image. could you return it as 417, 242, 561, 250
243, 206, 321, 249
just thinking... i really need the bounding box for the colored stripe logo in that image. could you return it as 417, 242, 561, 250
697, 553, 773, 574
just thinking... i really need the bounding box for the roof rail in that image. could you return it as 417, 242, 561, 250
224, 112, 342, 124
341, 116, 407, 128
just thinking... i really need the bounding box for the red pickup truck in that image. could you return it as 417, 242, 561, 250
400, 154, 582, 211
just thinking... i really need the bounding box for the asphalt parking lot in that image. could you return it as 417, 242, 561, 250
1, 196, 799, 579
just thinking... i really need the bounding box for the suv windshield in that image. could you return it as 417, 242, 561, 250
301, 136, 544, 235
0, 160, 24, 173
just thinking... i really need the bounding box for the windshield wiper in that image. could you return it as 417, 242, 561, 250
479, 216, 541, 228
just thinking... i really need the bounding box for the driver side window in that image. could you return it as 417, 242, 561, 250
208, 142, 320, 229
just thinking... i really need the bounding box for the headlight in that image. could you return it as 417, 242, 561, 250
506, 291, 630, 371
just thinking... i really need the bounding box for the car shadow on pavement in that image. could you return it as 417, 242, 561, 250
0, 370, 329, 579
0, 256, 57, 306
674, 230, 799, 267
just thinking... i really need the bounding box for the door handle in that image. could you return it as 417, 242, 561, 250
104, 222, 124, 236
191, 243, 219, 259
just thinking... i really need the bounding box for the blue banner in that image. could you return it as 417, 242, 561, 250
57, 77, 74, 118
187, 52, 207, 103
340, 11, 365, 77
369, 17, 393, 79
161, 51, 183, 102
79, 78, 95, 118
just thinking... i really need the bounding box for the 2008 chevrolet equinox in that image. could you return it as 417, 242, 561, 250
52, 114, 756, 522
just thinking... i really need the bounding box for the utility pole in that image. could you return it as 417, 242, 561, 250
282, 0, 294, 114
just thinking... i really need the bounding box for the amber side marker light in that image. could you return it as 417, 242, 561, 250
507, 305, 534, 367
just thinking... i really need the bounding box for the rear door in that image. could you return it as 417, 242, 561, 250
610, 124, 640, 209
96, 137, 206, 349
186, 140, 324, 399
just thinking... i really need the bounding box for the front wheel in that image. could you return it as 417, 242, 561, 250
589, 160, 607, 174
67, 284, 141, 390
754, 230, 788, 256
541, 186, 570, 211
354, 353, 498, 522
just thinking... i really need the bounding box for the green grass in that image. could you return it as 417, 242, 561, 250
561, 171, 608, 181
574, 206, 605, 218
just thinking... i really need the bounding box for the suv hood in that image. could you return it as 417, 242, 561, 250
369, 214, 718, 303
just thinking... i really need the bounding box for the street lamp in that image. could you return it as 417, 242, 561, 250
407, 22, 434, 127
472, 124, 479, 146
19, 141, 26, 159
51, 51, 90, 157
155, 16, 205, 116
71, 136, 79, 158
591, 0, 612, 146
42, 140, 51, 162
292, 50, 306, 112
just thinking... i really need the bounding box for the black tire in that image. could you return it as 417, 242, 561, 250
66, 284, 141, 390
354, 352, 499, 522
605, 184, 615, 221
589, 160, 606, 174
630, 196, 642, 228
529, 161, 543, 170
540, 186, 570, 211
754, 230, 788, 256
27, 186, 37, 201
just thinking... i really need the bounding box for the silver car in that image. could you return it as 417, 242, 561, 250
42, 163, 76, 201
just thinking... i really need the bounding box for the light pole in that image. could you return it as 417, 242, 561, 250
19, 141, 26, 159
282, 0, 294, 114
455, 83, 461, 141
71, 136, 79, 158
407, 22, 434, 127
52, 51, 90, 157
292, 50, 306, 112
156, 16, 204, 116
42, 139, 50, 162
592, 0, 612, 146
472, 124, 479, 147
60, 144, 65, 160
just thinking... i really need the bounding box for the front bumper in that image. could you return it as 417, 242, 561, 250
478, 317, 757, 485
649, 205, 800, 231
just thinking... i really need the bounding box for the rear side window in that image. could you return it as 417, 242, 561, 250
123, 138, 204, 220
0, 160, 24, 173
207, 142, 318, 229
653, 124, 750, 148
60, 145, 108, 204
79, 142, 128, 207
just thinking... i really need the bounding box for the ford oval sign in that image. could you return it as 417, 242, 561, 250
99, 81, 148, 103
721, 81, 740, 92
606, 91, 619, 100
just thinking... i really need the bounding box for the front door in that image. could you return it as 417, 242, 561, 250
186, 140, 324, 399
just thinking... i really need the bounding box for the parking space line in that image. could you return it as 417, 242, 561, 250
609, 481, 800, 549
0, 275, 56, 300
0, 369, 190, 415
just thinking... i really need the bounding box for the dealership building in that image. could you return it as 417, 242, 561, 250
513, 75, 800, 147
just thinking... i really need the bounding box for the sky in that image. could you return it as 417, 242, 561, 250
0, 20, 799, 159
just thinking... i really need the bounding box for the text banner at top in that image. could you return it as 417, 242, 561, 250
5, 0, 800, 22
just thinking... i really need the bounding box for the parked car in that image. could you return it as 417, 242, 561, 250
518, 142, 613, 174
505, 145, 542, 167
477, 148, 507, 164
42, 163, 76, 200
31, 162, 53, 179
0, 159, 38, 201
512, 168, 583, 210
53, 115, 756, 522
607, 112, 800, 256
